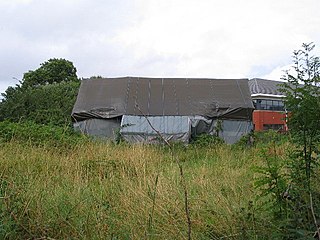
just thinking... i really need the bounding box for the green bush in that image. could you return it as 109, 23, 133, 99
0, 58, 80, 127
191, 133, 224, 147
253, 43, 320, 239
0, 81, 80, 126
235, 130, 289, 150
0, 121, 88, 148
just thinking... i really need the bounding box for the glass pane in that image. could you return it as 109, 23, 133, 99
252, 100, 257, 109
273, 100, 279, 106
260, 100, 266, 110
256, 99, 262, 110
266, 100, 273, 110
278, 101, 284, 111
272, 101, 279, 111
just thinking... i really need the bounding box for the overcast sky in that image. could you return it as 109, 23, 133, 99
1, 0, 320, 94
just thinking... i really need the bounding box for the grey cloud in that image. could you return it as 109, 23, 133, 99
2, 0, 136, 40
1, 0, 320, 95
0, 0, 138, 93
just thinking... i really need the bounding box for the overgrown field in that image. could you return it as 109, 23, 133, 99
0, 135, 296, 240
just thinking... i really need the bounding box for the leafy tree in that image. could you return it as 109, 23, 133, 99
281, 43, 320, 190
281, 43, 320, 142
254, 43, 320, 239
282, 43, 320, 239
22, 58, 78, 88
0, 59, 80, 126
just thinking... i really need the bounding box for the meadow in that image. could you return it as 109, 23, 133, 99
1, 43, 319, 240
0, 133, 290, 240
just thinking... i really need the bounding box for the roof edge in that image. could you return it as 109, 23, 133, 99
251, 93, 285, 98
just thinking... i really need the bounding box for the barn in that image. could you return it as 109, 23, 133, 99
72, 77, 254, 144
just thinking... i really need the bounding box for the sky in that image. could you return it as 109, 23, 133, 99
1, 0, 320, 94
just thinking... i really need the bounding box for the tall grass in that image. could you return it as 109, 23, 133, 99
0, 140, 280, 239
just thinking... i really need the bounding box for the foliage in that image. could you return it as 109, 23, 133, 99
0, 140, 262, 239
255, 43, 320, 239
0, 59, 80, 126
0, 81, 80, 126
0, 121, 87, 148
254, 137, 320, 239
281, 42, 320, 235
253, 141, 288, 232
21, 58, 78, 88
234, 130, 288, 150
280, 42, 320, 147
191, 133, 224, 147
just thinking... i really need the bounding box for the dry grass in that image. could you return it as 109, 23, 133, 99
0, 141, 274, 239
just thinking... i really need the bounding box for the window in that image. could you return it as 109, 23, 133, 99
266, 100, 272, 110
272, 100, 279, 110
253, 99, 285, 111
263, 124, 284, 131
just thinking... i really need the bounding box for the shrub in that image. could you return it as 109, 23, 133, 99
191, 133, 224, 147
0, 81, 80, 126
0, 121, 88, 148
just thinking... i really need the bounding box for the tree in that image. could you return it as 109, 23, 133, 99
280, 43, 320, 238
0, 59, 80, 126
281, 43, 320, 139
21, 58, 78, 88
281, 43, 320, 188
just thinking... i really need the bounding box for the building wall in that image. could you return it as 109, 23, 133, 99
253, 110, 287, 131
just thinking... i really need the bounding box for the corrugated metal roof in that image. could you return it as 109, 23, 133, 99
72, 77, 254, 121
249, 78, 285, 96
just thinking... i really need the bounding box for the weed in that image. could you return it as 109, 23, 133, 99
0, 140, 263, 239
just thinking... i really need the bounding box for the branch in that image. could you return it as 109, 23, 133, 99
135, 104, 171, 147
310, 191, 320, 240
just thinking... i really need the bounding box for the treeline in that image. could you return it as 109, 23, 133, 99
0, 58, 80, 126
